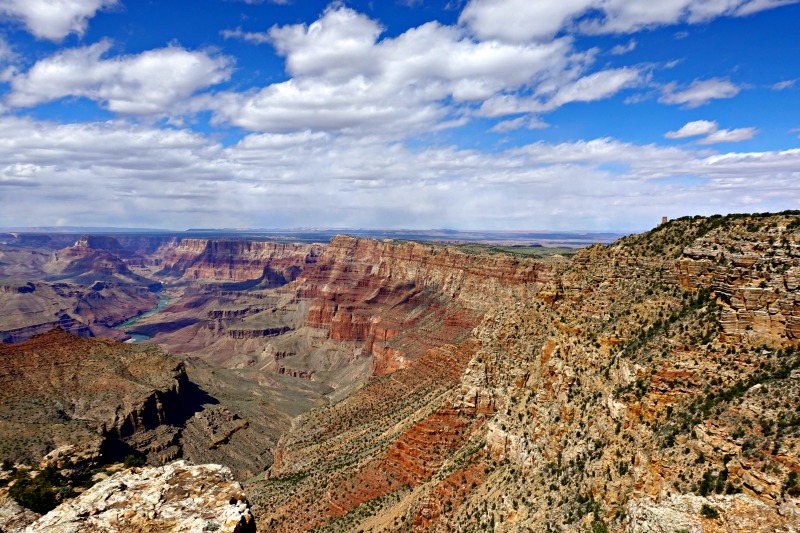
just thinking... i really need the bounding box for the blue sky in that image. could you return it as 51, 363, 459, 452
0, 0, 798, 231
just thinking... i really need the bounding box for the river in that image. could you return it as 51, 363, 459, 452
116, 293, 170, 343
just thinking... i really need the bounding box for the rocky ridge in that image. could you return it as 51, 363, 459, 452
0, 328, 203, 465
25, 460, 255, 533
248, 212, 800, 532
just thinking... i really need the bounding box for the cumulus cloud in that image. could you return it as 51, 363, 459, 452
610, 39, 637, 55
659, 78, 741, 108
665, 120, 757, 144
665, 120, 719, 139
460, 0, 595, 42
6, 41, 232, 115
207, 6, 591, 134
459, 0, 797, 42
1, 116, 798, 231
0, 0, 117, 41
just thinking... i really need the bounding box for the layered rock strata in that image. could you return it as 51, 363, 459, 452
251, 213, 800, 532
153, 239, 323, 283
296, 235, 557, 377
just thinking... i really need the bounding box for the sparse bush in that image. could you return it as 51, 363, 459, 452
123, 454, 146, 468
700, 503, 720, 519
8, 466, 69, 515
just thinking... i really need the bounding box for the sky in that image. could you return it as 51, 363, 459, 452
0, 0, 798, 232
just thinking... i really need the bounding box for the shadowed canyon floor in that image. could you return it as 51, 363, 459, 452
2, 214, 800, 531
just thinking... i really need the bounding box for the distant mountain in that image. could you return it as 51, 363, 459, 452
0, 226, 171, 233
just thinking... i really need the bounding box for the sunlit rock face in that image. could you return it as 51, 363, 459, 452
27, 461, 256, 533
249, 213, 800, 532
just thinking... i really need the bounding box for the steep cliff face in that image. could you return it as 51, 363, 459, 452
296, 235, 557, 376
0, 329, 207, 465
673, 221, 800, 346
252, 213, 800, 532
154, 239, 323, 283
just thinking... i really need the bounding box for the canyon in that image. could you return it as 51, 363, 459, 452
1, 213, 799, 531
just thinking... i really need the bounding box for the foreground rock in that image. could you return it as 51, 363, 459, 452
0, 487, 40, 533
27, 461, 255, 532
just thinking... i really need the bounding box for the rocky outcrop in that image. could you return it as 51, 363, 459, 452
251, 213, 800, 532
623, 493, 800, 532
0, 329, 209, 465
227, 326, 291, 340
154, 239, 323, 283
0, 487, 40, 533
26, 461, 255, 533
674, 225, 800, 346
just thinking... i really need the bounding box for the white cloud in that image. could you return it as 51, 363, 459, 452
268, 7, 385, 81
696, 127, 758, 144
665, 120, 757, 144
0, 35, 13, 62
548, 68, 642, 108
207, 6, 587, 134
459, 0, 797, 42
220, 28, 271, 45
7, 41, 232, 115
489, 115, 549, 132
1, 116, 798, 231
736, 0, 799, 16
478, 67, 641, 117
665, 120, 719, 139
659, 78, 741, 108
610, 39, 637, 55
459, 0, 597, 42
773, 79, 796, 90
0, 0, 117, 41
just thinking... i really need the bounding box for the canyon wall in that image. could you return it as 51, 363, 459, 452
251, 213, 800, 532
295, 235, 558, 376
154, 239, 323, 283
0, 280, 157, 343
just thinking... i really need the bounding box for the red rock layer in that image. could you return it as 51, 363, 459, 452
296, 235, 554, 376
153, 239, 323, 282
259, 339, 483, 531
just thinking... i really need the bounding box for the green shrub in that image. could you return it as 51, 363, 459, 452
7, 466, 68, 515
123, 454, 146, 468
700, 503, 720, 519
